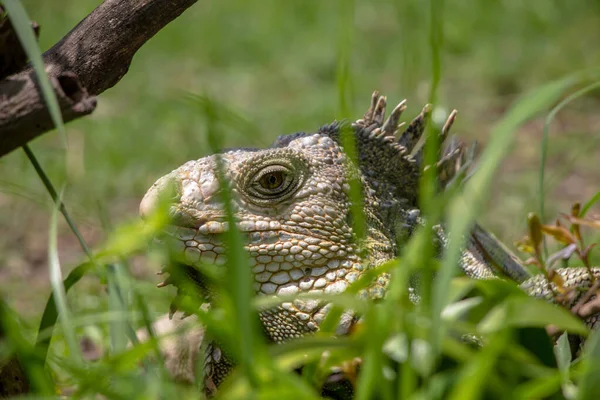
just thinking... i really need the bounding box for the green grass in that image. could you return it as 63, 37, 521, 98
2, 0, 600, 398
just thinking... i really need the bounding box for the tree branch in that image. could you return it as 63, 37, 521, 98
0, 0, 197, 158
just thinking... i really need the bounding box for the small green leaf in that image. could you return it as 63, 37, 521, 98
441, 297, 483, 322
478, 297, 587, 336
555, 332, 578, 399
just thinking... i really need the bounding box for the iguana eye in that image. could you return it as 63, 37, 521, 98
251, 166, 293, 197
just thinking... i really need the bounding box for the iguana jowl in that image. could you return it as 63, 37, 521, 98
140, 91, 600, 390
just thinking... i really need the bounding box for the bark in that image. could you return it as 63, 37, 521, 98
0, 71, 96, 153
0, 5, 40, 80
0, 0, 197, 158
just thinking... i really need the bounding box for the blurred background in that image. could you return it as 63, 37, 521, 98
1, 0, 599, 322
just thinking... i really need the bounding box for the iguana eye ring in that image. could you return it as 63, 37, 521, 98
241, 155, 307, 204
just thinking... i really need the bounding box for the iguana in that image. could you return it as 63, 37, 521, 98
139, 91, 600, 393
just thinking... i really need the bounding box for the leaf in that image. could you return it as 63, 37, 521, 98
271, 336, 355, 370
528, 213, 544, 258
541, 223, 577, 245
571, 203, 582, 242
561, 215, 600, 230
441, 297, 483, 322
554, 333, 573, 390
478, 296, 588, 336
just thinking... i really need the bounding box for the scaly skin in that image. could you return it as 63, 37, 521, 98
140, 91, 598, 391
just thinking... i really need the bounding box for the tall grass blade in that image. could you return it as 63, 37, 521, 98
581, 191, 600, 217
25, 144, 97, 363
106, 263, 131, 353
201, 95, 263, 387
23, 145, 93, 259
4, 0, 67, 145
35, 261, 93, 362
48, 188, 82, 364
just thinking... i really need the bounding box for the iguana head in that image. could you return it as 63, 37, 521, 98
140, 92, 466, 341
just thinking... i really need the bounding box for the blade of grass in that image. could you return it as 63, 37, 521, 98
202, 94, 263, 387
335, 0, 354, 121
4, 0, 67, 145
48, 188, 82, 364
581, 191, 600, 217
355, 305, 393, 400
9, 7, 88, 364
23, 145, 93, 259
27, 143, 99, 363
416, 0, 445, 385
35, 261, 93, 361
106, 263, 133, 353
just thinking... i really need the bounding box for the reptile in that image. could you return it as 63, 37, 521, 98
139, 91, 600, 394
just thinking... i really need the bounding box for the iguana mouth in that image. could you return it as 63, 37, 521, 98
159, 223, 360, 297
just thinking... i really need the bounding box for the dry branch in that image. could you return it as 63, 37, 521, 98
0, 71, 96, 152
0, 5, 40, 80
0, 0, 197, 157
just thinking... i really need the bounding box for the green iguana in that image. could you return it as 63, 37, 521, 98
139, 91, 600, 393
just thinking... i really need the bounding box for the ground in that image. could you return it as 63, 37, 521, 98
1, 0, 599, 327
